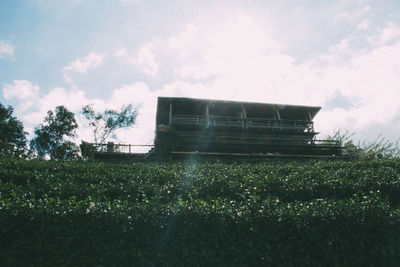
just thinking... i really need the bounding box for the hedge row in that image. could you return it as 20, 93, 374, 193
0, 158, 399, 266
1, 159, 399, 204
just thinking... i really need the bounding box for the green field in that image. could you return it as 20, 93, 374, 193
0, 158, 399, 266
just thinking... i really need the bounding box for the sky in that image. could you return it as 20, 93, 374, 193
1, 0, 400, 150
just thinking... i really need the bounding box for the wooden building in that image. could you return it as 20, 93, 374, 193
154, 97, 341, 156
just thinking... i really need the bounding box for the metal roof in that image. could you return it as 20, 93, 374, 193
157, 97, 321, 120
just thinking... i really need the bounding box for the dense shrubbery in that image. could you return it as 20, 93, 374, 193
0, 158, 399, 266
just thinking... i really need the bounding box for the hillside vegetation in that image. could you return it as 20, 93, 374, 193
0, 158, 399, 266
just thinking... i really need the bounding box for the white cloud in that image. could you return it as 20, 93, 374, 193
2, 79, 157, 148
107, 82, 157, 146
0, 40, 14, 58
36, 0, 86, 5
357, 19, 369, 30
376, 22, 400, 45
313, 40, 400, 137
109, 82, 152, 107
136, 46, 159, 76
63, 52, 106, 74
3, 80, 99, 138
167, 24, 199, 58
62, 52, 106, 89
121, 0, 141, 4
22, 87, 91, 128
3, 80, 40, 112
5, 12, 400, 147
3, 80, 39, 100
116, 43, 159, 76
2, 81, 98, 133
168, 16, 316, 105
61, 82, 158, 147
336, 5, 370, 24
330, 39, 351, 54
153, 15, 400, 141
319, 38, 361, 65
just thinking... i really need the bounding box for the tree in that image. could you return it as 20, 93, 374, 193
81, 104, 137, 144
326, 129, 400, 159
30, 106, 79, 160
0, 103, 28, 157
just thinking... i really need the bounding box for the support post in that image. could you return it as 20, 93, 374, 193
308, 112, 313, 132
241, 103, 247, 129
107, 142, 114, 153
169, 102, 172, 128
206, 103, 210, 128
276, 110, 282, 131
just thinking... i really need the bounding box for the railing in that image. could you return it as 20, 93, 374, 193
168, 129, 341, 147
90, 143, 154, 154
170, 114, 314, 132
313, 139, 341, 147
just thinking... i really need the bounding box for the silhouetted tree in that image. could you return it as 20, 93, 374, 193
30, 106, 79, 160
81, 104, 137, 144
0, 103, 27, 157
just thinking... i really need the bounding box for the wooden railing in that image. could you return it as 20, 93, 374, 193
170, 114, 314, 132
174, 132, 340, 146
89, 143, 154, 154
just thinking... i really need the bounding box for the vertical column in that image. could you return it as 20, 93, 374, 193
241, 103, 247, 129
206, 103, 210, 128
276, 110, 282, 131
308, 112, 313, 132
169, 102, 172, 128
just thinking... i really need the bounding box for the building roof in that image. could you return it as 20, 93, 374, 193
157, 96, 321, 121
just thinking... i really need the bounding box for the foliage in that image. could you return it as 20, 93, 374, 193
30, 106, 79, 160
0, 158, 399, 266
358, 135, 400, 159
327, 129, 400, 159
0, 103, 27, 157
81, 104, 137, 144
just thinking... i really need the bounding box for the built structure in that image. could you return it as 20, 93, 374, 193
154, 97, 341, 156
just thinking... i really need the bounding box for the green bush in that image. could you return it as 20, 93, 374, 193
0, 158, 399, 266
